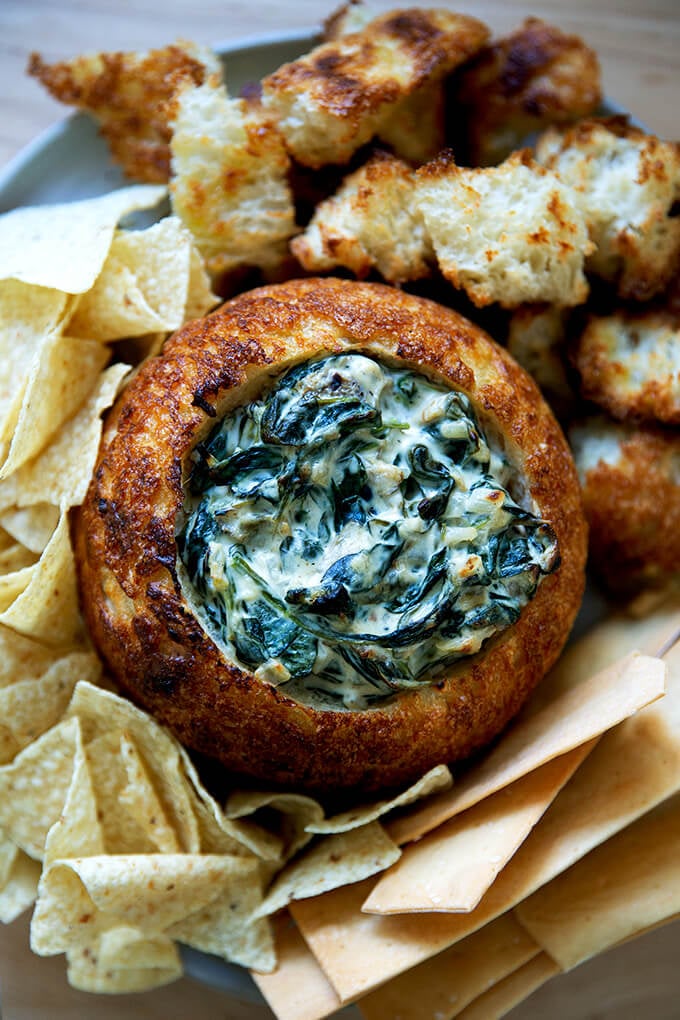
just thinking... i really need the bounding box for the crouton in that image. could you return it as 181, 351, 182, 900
28, 41, 222, 183
570, 417, 680, 595
536, 117, 680, 300
290, 150, 431, 283
323, 3, 446, 163
415, 149, 592, 308
453, 18, 601, 166
376, 80, 446, 164
507, 304, 575, 417
323, 0, 375, 40
573, 307, 680, 425
169, 82, 296, 275
261, 9, 489, 168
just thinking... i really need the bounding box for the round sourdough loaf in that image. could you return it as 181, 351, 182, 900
75, 278, 587, 795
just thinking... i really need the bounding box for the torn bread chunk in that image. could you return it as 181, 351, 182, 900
169, 82, 296, 275
376, 81, 446, 165
415, 149, 592, 308
323, 3, 446, 164
323, 0, 375, 40
507, 304, 575, 418
290, 150, 430, 283
570, 417, 680, 595
536, 117, 680, 301
454, 17, 601, 166
28, 42, 222, 183
261, 8, 489, 168
573, 307, 680, 425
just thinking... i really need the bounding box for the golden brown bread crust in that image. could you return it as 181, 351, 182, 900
573, 307, 680, 425
455, 17, 602, 166
573, 420, 680, 595
75, 278, 587, 795
261, 9, 489, 168
28, 44, 218, 183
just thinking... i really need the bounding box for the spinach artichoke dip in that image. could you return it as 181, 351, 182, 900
178, 352, 559, 710
77, 277, 587, 792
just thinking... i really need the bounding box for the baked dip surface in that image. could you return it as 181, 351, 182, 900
179, 352, 559, 710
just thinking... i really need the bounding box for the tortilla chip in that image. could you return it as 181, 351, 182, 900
364, 744, 594, 916
0, 281, 70, 450
178, 747, 282, 860
0, 562, 35, 611
0, 504, 60, 552
167, 854, 276, 972
289, 649, 675, 1001
0, 185, 167, 293
0, 716, 81, 859
66, 931, 182, 994
67, 217, 212, 340
227, 789, 324, 862
252, 914, 343, 1020
44, 726, 104, 863
0, 363, 129, 511
256, 823, 401, 919
1, 332, 110, 478
0, 850, 42, 924
0, 539, 38, 574
67, 682, 200, 853
119, 732, 181, 853
515, 791, 680, 970
0, 650, 102, 764
83, 730, 177, 855
0, 623, 59, 689
0, 834, 17, 890
32, 853, 254, 956
306, 766, 453, 836
0, 511, 83, 646
358, 913, 540, 1020
388, 652, 665, 845
455, 953, 560, 1020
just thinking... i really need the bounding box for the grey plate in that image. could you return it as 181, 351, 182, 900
2, 28, 678, 1019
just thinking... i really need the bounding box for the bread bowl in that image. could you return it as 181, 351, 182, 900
75, 277, 587, 794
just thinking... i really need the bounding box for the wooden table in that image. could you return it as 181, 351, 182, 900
1, 0, 679, 169
0, 1, 678, 1017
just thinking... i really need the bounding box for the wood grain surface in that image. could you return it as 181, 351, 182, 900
0, 1, 678, 1018
1, 0, 679, 170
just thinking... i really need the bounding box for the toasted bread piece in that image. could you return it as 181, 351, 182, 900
507, 304, 575, 418
28, 42, 221, 183
536, 117, 680, 300
573, 307, 680, 425
169, 82, 296, 275
323, 0, 375, 40
290, 150, 430, 283
323, 3, 446, 164
376, 80, 446, 165
415, 149, 592, 308
454, 17, 601, 166
571, 416, 680, 595
261, 8, 489, 168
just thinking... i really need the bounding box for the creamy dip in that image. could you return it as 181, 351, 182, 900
177, 352, 559, 709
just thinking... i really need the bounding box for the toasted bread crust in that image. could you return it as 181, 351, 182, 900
536, 117, 680, 301
456, 17, 601, 166
75, 278, 586, 795
572, 419, 680, 594
28, 43, 220, 183
261, 9, 489, 167
573, 308, 680, 424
